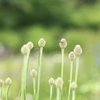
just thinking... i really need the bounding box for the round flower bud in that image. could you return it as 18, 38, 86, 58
5, 78, 12, 85
38, 38, 46, 47
55, 77, 63, 88
70, 82, 77, 89
59, 38, 67, 49
27, 42, 34, 50
0, 79, 4, 87
30, 69, 37, 77
21, 45, 29, 55
49, 78, 55, 85
69, 52, 75, 60
74, 45, 82, 56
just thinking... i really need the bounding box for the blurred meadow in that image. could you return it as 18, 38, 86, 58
0, 0, 100, 100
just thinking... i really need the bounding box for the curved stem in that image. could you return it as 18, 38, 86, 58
75, 56, 79, 84
67, 60, 73, 100
36, 47, 43, 100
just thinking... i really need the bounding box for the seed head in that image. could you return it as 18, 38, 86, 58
70, 82, 77, 90
27, 42, 34, 50
74, 45, 82, 56
21, 45, 29, 55
49, 78, 55, 85
69, 52, 75, 60
59, 38, 67, 49
38, 38, 46, 47
0, 79, 4, 87
5, 78, 12, 85
30, 69, 37, 77
55, 77, 63, 88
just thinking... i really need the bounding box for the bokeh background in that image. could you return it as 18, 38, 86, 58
0, 0, 100, 100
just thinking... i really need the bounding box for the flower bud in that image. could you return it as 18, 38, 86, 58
49, 78, 55, 85
27, 42, 34, 50
30, 69, 37, 77
70, 82, 77, 89
38, 38, 46, 47
55, 77, 63, 88
74, 45, 82, 56
21, 45, 29, 55
69, 52, 75, 60
0, 79, 4, 87
59, 38, 67, 49
5, 78, 12, 85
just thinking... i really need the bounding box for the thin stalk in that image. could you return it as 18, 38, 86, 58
21, 51, 30, 100
56, 88, 60, 100
6, 85, 10, 100
33, 78, 36, 100
36, 47, 43, 100
50, 85, 53, 100
61, 48, 64, 79
75, 56, 79, 84
61, 48, 64, 100
0, 87, 2, 98
72, 90, 75, 100
67, 60, 73, 100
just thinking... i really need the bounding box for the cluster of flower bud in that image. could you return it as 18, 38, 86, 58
55, 77, 63, 88
30, 69, 37, 77
21, 42, 34, 55
38, 38, 46, 47
0, 79, 4, 87
70, 82, 77, 90
59, 38, 67, 49
69, 52, 75, 60
49, 78, 55, 85
5, 77, 12, 85
74, 45, 82, 56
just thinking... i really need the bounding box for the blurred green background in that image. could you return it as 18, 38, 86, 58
0, 0, 100, 100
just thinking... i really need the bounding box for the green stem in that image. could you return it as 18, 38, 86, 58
50, 85, 53, 100
72, 90, 75, 100
67, 60, 73, 100
21, 51, 30, 100
61, 49, 64, 80
36, 47, 43, 100
0, 87, 2, 98
75, 56, 79, 84
6, 85, 10, 100
33, 78, 36, 100
56, 88, 60, 100
60, 48, 64, 100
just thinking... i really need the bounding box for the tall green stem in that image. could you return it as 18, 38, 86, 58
75, 56, 79, 84
0, 87, 2, 98
67, 61, 73, 100
36, 47, 43, 100
6, 85, 10, 100
56, 88, 60, 100
33, 78, 36, 100
50, 85, 53, 100
21, 51, 30, 100
72, 90, 75, 100
61, 49, 64, 79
